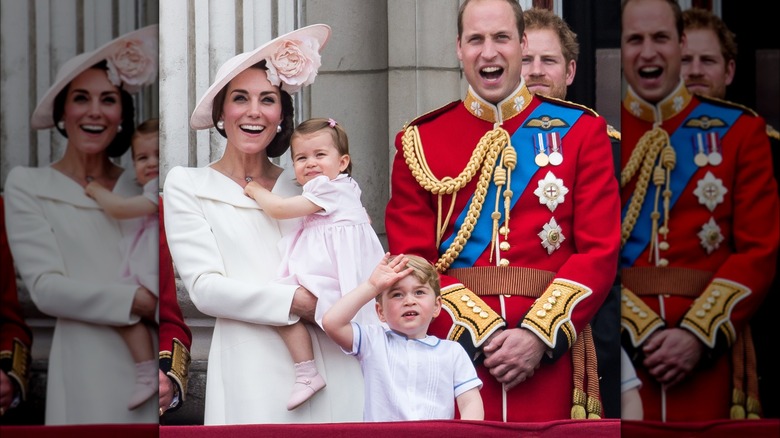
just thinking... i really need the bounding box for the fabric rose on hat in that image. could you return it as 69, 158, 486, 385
106, 38, 158, 94
265, 38, 322, 94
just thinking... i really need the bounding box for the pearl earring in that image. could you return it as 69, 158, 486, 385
216, 120, 225, 130
117, 124, 123, 133
57, 121, 65, 130
276, 125, 282, 133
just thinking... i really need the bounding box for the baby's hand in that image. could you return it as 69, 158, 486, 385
369, 253, 412, 291
84, 180, 104, 198
243, 180, 263, 198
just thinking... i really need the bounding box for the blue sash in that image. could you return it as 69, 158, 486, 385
620, 102, 741, 267
441, 103, 584, 268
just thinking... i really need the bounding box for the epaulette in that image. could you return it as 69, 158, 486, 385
535, 94, 599, 118
767, 124, 779, 141
696, 94, 759, 117
402, 100, 461, 130
607, 124, 621, 141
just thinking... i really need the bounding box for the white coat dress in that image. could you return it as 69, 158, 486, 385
162, 165, 364, 425
4, 166, 158, 424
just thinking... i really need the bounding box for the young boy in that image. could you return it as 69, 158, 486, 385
323, 253, 484, 421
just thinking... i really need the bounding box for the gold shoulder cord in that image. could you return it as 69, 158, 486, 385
402, 124, 512, 272
620, 125, 674, 258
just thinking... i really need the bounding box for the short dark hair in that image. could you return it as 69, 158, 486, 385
523, 7, 579, 65
52, 61, 136, 158
210, 60, 294, 158
682, 7, 737, 63
458, 0, 525, 40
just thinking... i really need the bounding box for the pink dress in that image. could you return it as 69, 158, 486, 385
119, 177, 159, 297
278, 174, 385, 327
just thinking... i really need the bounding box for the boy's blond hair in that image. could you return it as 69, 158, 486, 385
378, 254, 440, 301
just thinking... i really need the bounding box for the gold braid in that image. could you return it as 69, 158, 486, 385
620, 126, 671, 248
402, 124, 511, 272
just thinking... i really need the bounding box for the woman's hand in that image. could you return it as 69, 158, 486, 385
132, 286, 158, 321
291, 286, 318, 323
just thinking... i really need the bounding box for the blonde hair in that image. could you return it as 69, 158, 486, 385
378, 254, 441, 301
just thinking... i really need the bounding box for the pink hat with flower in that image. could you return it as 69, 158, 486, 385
190, 24, 331, 130
30, 24, 158, 130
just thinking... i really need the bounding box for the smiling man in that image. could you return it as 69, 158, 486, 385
385, 0, 621, 422
680, 8, 736, 100
619, 0, 779, 422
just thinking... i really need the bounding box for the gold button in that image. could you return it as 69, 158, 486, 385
499, 258, 510, 267
536, 310, 547, 318
659, 241, 670, 251
473, 306, 482, 313
552, 289, 562, 297
467, 300, 475, 308
499, 241, 510, 251
696, 310, 706, 318
480, 311, 489, 318
461, 295, 469, 302
632, 306, 640, 314
707, 297, 716, 304
639, 311, 648, 319
499, 226, 508, 235
712, 290, 721, 297
543, 303, 552, 311
702, 303, 712, 310
658, 258, 669, 267
547, 297, 556, 304
548, 231, 559, 243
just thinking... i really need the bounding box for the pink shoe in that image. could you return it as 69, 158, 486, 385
287, 360, 326, 410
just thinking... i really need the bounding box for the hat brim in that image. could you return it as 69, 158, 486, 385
189, 24, 331, 130
30, 25, 159, 130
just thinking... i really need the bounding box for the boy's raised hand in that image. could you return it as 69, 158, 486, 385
368, 253, 413, 292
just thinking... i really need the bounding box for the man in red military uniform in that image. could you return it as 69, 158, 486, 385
158, 196, 192, 417
385, 0, 621, 422
620, 0, 779, 421
1, 196, 32, 419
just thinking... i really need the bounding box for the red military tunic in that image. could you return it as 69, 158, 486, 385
158, 196, 192, 409
620, 83, 780, 421
1, 196, 32, 405
386, 83, 621, 422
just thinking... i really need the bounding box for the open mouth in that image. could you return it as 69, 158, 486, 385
402, 311, 419, 318
240, 124, 265, 134
480, 66, 504, 81
81, 124, 106, 134
638, 66, 662, 80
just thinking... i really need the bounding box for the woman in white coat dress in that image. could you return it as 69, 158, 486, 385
163, 24, 364, 424
4, 26, 159, 424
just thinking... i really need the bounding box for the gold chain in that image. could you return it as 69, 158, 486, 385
402, 125, 511, 272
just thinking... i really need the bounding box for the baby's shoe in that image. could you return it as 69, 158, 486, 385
128, 359, 158, 410
287, 359, 326, 410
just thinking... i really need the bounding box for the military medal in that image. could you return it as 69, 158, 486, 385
693, 133, 709, 167
697, 217, 724, 254
548, 132, 563, 166
533, 171, 569, 212
534, 133, 549, 167
538, 217, 565, 255
705, 132, 722, 166
693, 171, 727, 212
